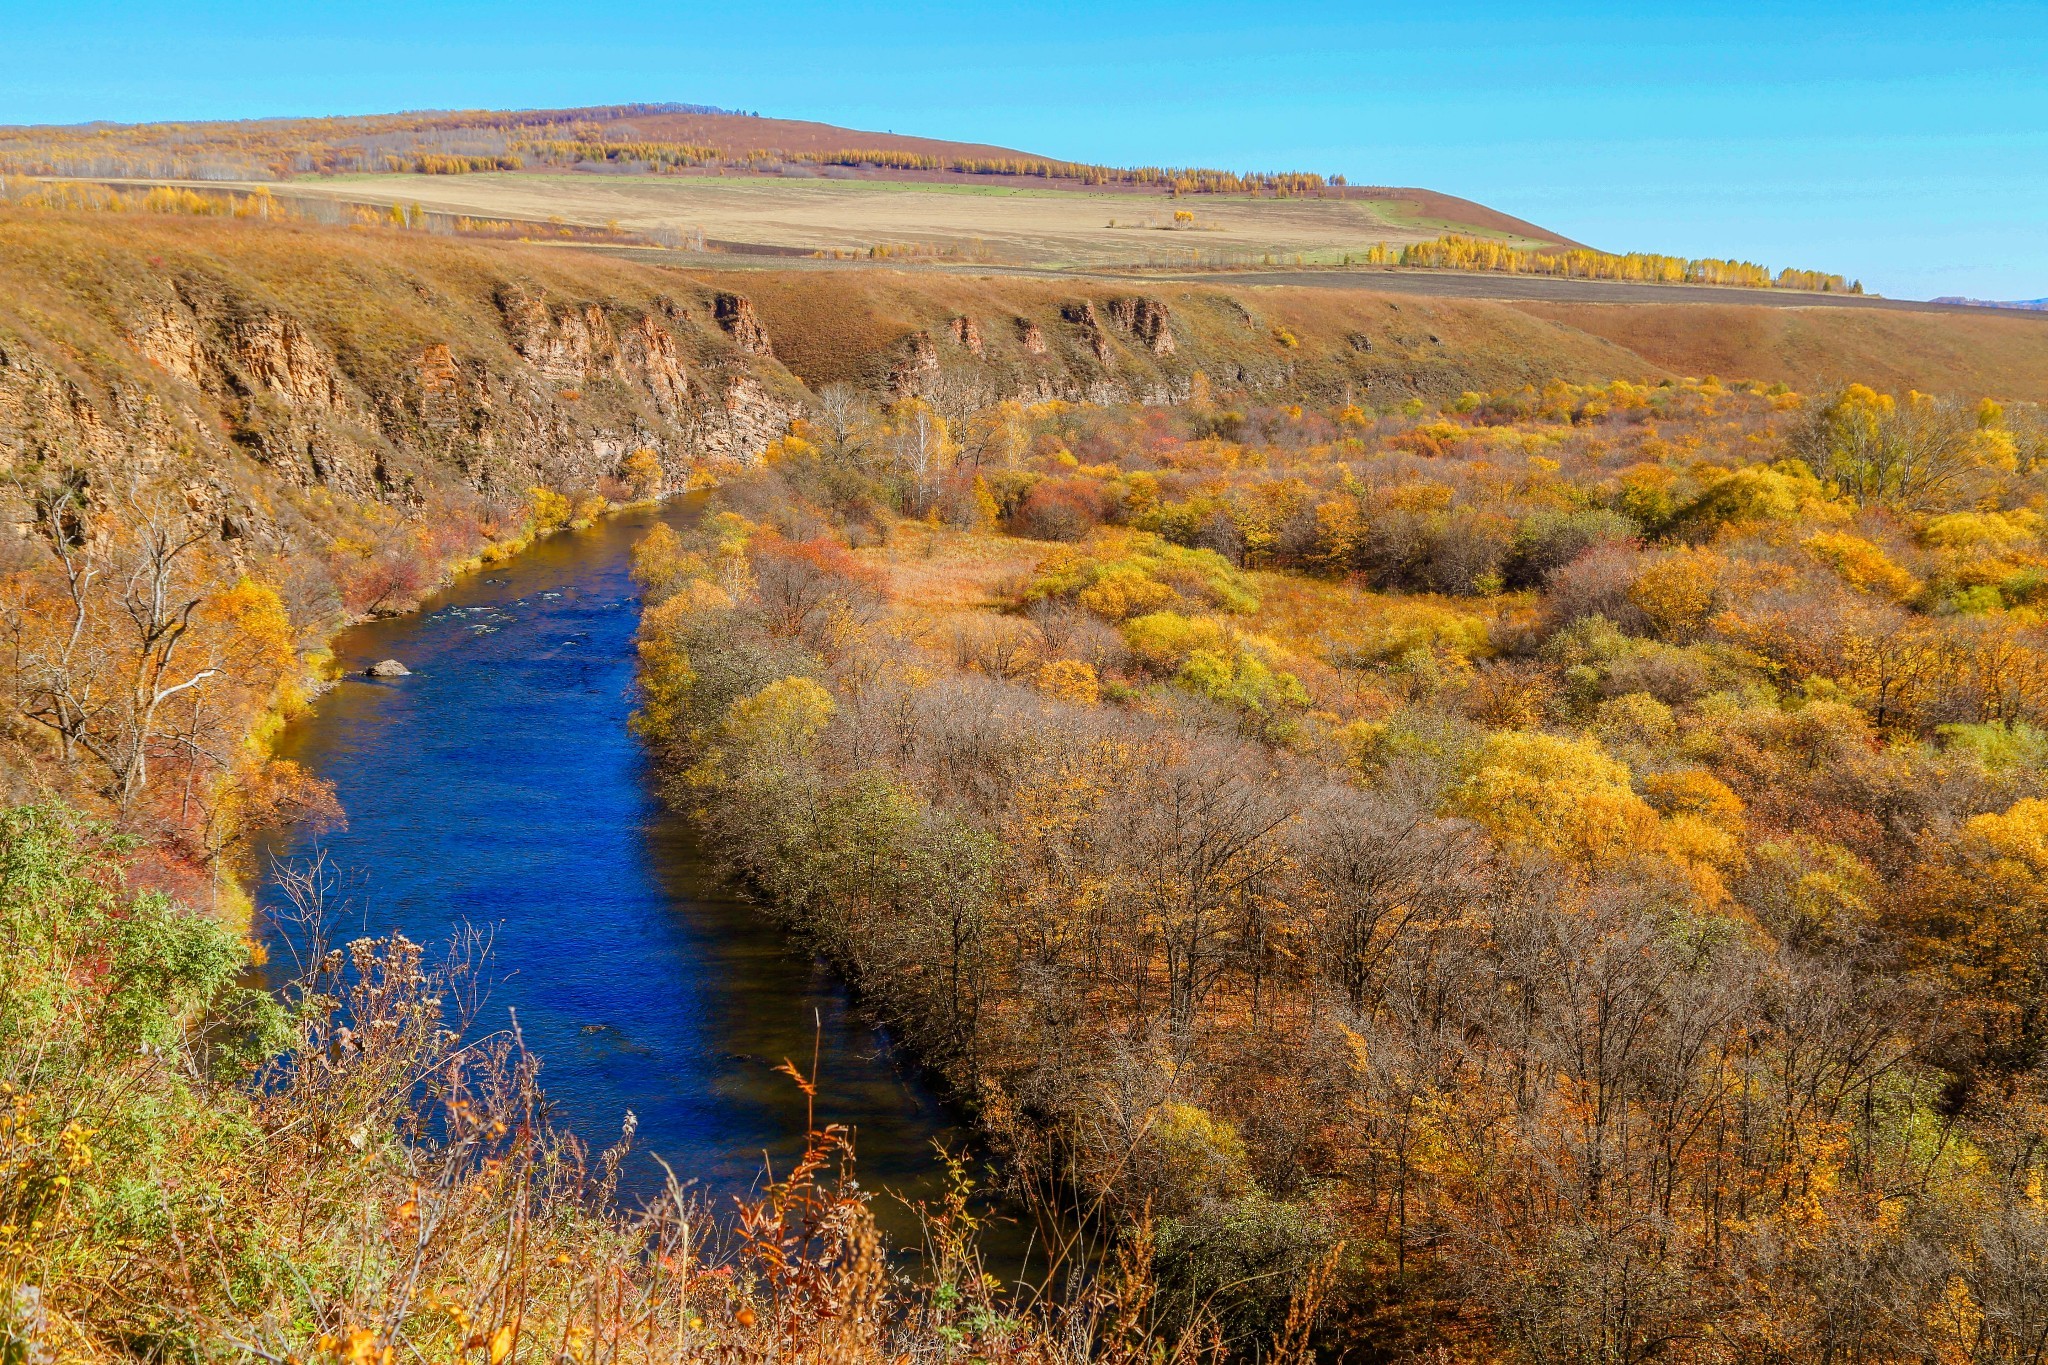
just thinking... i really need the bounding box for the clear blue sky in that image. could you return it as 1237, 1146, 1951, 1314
5, 0, 2043, 300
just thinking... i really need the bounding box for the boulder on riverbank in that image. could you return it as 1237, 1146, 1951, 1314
366, 659, 410, 678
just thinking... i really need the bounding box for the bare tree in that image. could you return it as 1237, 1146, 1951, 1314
809, 383, 873, 469
5, 488, 226, 808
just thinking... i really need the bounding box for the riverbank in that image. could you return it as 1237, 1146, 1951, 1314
1, 490, 1148, 1363
624, 375, 2048, 1361
253, 499, 990, 1237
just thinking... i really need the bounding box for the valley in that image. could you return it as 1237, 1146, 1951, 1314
3, 99, 2047, 1365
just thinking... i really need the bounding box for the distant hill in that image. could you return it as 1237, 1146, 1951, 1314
1932, 296, 2048, 311
5, 104, 1887, 286
0, 102, 1581, 247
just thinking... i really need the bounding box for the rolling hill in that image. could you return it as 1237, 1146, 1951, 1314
1934, 296, 2048, 311
0, 102, 1569, 235
0, 102, 1584, 268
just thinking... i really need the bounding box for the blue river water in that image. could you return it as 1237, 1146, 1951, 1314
255, 503, 974, 1244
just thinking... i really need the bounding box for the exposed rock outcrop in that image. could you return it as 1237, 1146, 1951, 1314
412, 343, 466, 431
498, 289, 624, 385
129, 302, 208, 388
1107, 297, 1175, 356
622, 315, 690, 414
888, 332, 941, 396
232, 313, 353, 409
0, 248, 822, 570
948, 315, 984, 355
704, 372, 799, 461
1061, 301, 1113, 362
714, 293, 773, 357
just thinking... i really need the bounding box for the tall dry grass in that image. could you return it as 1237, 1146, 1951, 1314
0, 806, 1334, 1364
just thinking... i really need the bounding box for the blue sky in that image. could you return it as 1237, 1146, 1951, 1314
4, 0, 2043, 299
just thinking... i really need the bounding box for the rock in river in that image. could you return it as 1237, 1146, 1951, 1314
365, 659, 411, 678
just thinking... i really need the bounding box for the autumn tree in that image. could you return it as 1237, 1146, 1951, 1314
4, 490, 297, 813
1789, 384, 1983, 509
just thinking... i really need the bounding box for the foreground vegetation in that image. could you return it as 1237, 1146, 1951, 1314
631, 376, 2048, 1359
11, 801, 1324, 1363
0, 465, 667, 908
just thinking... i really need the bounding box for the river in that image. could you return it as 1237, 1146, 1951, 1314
255, 502, 979, 1251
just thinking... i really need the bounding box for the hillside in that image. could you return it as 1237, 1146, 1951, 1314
137, 170, 1528, 268
0, 103, 1331, 193
1934, 296, 2048, 311
5, 210, 2046, 551
1507, 298, 2048, 401
0, 103, 1551, 228
0, 103, 1591, 269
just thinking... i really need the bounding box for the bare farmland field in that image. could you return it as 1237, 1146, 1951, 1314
202, 171, 1552, 266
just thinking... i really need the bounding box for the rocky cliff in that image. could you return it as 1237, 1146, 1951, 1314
0, 214, 819, 559
6, 211, 2043, 567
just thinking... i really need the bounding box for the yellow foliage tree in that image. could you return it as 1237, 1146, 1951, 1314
1629, 549, 1725, 640
631, 597, 697, 742
621, 447, 664, 500
1803, 531, 1920, 601
723, 676, 836, 758
1079, 566, 1177, 621
1446, 732, 1658, 868
1034, 659, 1100, 705
527, 487, 572, 534
1448, 732, 1739, 899
1121, 611, 1231, 672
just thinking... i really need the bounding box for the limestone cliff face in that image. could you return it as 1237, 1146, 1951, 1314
0, 215, 1706, 562
1107, 296, 1175, 356
888, 331, 941, 396
713, 292, 774, 357
0, 235, 806, 557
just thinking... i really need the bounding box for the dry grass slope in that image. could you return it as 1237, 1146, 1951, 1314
93, 171, 1507, 268
2, 210, 2041, 482
1511, 300, 2048, 403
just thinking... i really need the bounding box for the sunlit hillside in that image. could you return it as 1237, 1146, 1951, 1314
3, 160, 2046, 1363
0, 102, 1865, 281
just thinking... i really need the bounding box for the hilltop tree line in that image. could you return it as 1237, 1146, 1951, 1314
0, 175, 657, 245
0, 106, 1342, 198
1362, 233, 1863, 293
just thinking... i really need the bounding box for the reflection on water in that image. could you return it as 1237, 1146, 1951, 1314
255, 505, 979, 1250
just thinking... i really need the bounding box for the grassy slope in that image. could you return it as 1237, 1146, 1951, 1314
0, 210, 726, 385
2, 211, 2040, 472
1509, 300, 2048, 403
730, 266, 2048, 405
199, 171, 1477, 266
1362, 186, 1588, 249
733, 268, 1653, 396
